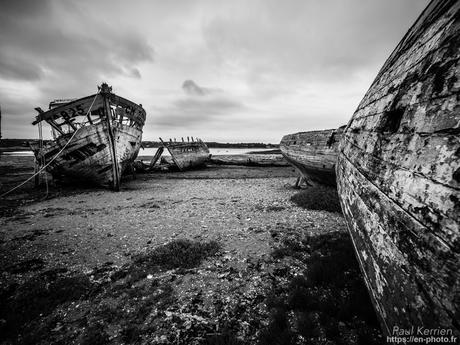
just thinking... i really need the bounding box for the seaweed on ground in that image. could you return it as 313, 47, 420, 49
260, 231, 382, 345
290, 185, 342, 213
0, 239, 222, 345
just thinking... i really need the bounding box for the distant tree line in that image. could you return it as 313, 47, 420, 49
142, 141, 279, 148
1, 138, 279, 149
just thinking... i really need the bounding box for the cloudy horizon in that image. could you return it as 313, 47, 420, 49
0, 0, 428, 143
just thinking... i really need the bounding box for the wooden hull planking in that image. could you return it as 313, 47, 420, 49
162, 140, 210, 170
32, 83, 146, 189
34, 123, 142, 188
280, 128, 344, 186
337, 0, 460, 335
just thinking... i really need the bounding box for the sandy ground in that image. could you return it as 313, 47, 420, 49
0, 165, 331, 270
0, 155, 382, 345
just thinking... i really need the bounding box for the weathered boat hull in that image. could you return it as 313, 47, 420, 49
280, 128, 343, 186
162, 139, 210, 170
31, 83, 146, 190
337, 0, 460, 335
33, 123, 142, 188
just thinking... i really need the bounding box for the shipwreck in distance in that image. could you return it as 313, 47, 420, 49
280, 126, 345, 187
146, 136, 211, 171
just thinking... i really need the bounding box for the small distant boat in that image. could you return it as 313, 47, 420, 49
31, 83, 146, 190
337, 0, 459, 335
280, 127, 345, 186
149, 137, 210, 170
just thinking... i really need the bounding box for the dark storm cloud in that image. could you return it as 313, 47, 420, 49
183, 80, 208, 96
202, 0, 428, 90
0, 0, 154, 68
154, 97, 244, 127
154, 81, 244, 127
0, 0, 50, 17
0, 0, 154, 135
0, 95, 33, 117
182, 80, 221, 96
0, 56, 43, 81
0, 0, 429, 140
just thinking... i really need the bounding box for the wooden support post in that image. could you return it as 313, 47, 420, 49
101, 84, 120, 191
294, 176, 302, 188
34, 158, 40, 188
131, 163, 136, 180
160, 137, 182, 171
149, 146, 164, 167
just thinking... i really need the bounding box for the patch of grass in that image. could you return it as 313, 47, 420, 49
5, 258, 45, 273
86, 239, 222, 343
204, 328, 245, 345
258, 309, 294, 345
0, 269, 95, 342
0, 239, 221, 344
265, 205, 286, 212
291, 185, 342, 213
92, 239, 221, 343
111, 238, 221, 285
260, 232, 382, 345
135, 238, 221, 270
80, 323, 110, 345
296, 312, 319, 339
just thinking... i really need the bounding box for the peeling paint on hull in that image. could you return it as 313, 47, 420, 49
337, 0, 460, 335
31, 84, 146, 190
162, 140, 210, 170
280, 128, 344, 186
35, 123, 142, 188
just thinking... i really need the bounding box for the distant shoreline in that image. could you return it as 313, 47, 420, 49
0, 138, 280, 151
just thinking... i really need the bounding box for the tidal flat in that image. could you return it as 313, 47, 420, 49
0, 155, 383, 345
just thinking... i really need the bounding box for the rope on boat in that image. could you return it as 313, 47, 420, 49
0, 91, 101, 198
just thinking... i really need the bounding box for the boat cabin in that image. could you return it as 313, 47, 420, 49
32, 83, 146, 139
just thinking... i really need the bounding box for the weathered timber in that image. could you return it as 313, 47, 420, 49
336, 0, 460, 336
160, 138, 210, 170
149, 147, 164, 168
30, 83, 146, 189
280, 127, 345, 186
209, 153, 288, 167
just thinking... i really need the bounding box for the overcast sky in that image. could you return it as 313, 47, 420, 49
0, 0, 428, 143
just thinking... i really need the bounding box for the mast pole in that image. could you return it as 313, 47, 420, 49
100, 83, 120, 191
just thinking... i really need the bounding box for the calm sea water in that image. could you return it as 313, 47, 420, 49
140, 147, 273, 156
2, 148, 274, 157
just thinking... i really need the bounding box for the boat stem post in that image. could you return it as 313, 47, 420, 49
100, 83, 120, 191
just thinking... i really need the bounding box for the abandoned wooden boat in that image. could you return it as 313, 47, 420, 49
336, 0, 460, 336
280, 127, 345, 186
31, 83, 146, 190
148, 137, 210, 170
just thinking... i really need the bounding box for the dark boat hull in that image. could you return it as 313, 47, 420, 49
31, 84, 146, 189
337, 0, 460, 335
33, 123, 142, 188
280, 128, 343, 186
162, 140, 210, 170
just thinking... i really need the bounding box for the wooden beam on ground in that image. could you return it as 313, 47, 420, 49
149, 146, 164, 167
